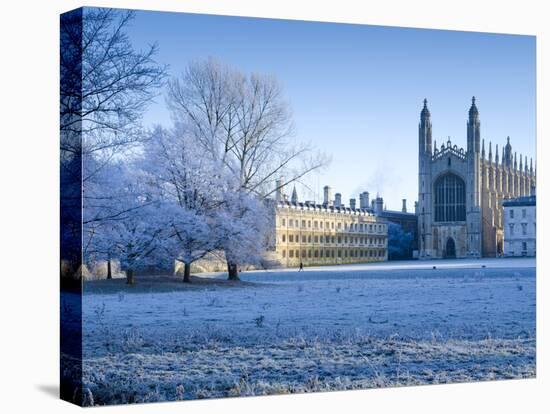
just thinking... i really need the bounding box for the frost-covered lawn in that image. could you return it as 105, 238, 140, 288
79, 259, 536, 405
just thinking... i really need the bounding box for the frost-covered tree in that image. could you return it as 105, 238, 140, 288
162, 206, 216, 283
60, 8, 167, 278
97, 203, 164, 285
84, 163, 167, 284
167, 58, 327, 197
141, 126, 225, 282
167, 58, 327, 279
213, 190, 273, 278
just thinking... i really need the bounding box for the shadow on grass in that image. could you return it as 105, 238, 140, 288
83, 274, 271, 295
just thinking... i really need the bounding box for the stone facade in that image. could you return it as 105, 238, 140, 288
274, 199, 388, 267
503, 195, 536, 257
417, 97, 536, 259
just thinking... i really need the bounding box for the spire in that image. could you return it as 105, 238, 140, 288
419, 98, 432, 154
434, 139, 437, 155
421, 98, 430, 119
469, 96, 479, 118
530, 158, 533, 175
488, 141, 493, 161
519, 154, 523, 171
525, 156, 528, 173
291, 185, 298, 204
514, 152, 517, 170
467, 96, 481, 153
481, 139, 486, 158
504, 136, 512, 166
495, 144, 499, 163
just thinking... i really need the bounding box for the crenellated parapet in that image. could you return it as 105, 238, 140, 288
433, 137, 466, 161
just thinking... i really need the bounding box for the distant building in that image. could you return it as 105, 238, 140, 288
417, 97, 536, 259
273, 182, 388, 267
377, 199, 418, 259
502, 195, 536, 257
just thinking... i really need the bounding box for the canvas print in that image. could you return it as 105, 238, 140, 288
60, 7, 536, 406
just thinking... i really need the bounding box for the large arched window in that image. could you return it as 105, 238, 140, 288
434, 173, 466, 222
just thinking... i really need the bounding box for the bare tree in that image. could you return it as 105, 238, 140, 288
61, 8, 167, 168
167, 58, 328, 280
60, 8, 167, 278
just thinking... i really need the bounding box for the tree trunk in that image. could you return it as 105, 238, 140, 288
227, 261, 240, 281
183, 262, 191, 283
126, 268, 135, 285
107, 259, 112, 280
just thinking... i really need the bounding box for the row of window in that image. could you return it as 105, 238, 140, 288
280, 218, 384, 233
281, 234, 385, 245
281, 248, 386, 259
509, 208, 529, 219
507, 241, 535, 256
508, 222, 535, 236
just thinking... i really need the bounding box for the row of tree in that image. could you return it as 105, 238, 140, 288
61, 8, 326, 283
387, 222, 414, 260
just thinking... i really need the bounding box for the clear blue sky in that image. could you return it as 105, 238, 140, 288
126, 9, 536, 211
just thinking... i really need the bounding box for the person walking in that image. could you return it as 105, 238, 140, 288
299, 261, 304, 271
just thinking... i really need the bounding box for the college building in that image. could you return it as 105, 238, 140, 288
417, 97, 536, 259
273, 184, 388, 267
502, 195, 536, 257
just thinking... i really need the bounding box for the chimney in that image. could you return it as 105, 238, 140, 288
275, 178, 284, 202
323, 185, 332, 206
334, 193, 342, 207
349, 198, 356, 210
359, 191, 370, 209
374, 197, 384, 215
402, 199, 407, 213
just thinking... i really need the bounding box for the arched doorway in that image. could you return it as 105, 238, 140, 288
445, 237, 456, 258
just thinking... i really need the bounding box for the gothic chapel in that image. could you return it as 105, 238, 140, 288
417, 97, 536, 258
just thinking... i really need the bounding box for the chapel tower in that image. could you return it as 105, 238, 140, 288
417, 99, 434, 257
466, 97, 482, 257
